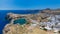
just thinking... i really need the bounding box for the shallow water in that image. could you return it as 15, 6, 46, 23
0, 10, 40, 34
14, 18, 27, 25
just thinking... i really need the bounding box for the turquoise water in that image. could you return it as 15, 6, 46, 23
0, 10, 40, 34
14, 18, 27, 25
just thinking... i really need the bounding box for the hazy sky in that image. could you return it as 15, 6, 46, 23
0, 0, 60, 10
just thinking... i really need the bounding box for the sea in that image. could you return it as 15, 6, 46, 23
0, 10, 40, 34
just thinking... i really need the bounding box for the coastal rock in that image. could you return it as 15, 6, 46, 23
3, 11, 60, 34
3, 24, 27, 34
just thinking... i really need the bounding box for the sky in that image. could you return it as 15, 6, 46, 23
0, 0, 60, 10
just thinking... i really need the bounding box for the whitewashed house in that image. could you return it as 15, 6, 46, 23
39, 15, 60, 31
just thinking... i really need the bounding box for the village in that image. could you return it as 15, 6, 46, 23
3, 9, 60, 34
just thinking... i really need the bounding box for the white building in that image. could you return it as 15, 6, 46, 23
40, 15, 60, 32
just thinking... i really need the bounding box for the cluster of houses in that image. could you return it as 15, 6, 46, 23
39, 14, 60, 33
3, 9, 60, 34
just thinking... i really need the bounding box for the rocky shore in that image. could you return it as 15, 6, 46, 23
3, 9, 60, 34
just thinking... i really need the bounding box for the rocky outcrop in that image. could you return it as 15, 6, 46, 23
3, 24, 28, 34
3, 9, 60, 34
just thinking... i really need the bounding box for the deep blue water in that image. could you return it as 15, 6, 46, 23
0, 10, 40, 34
